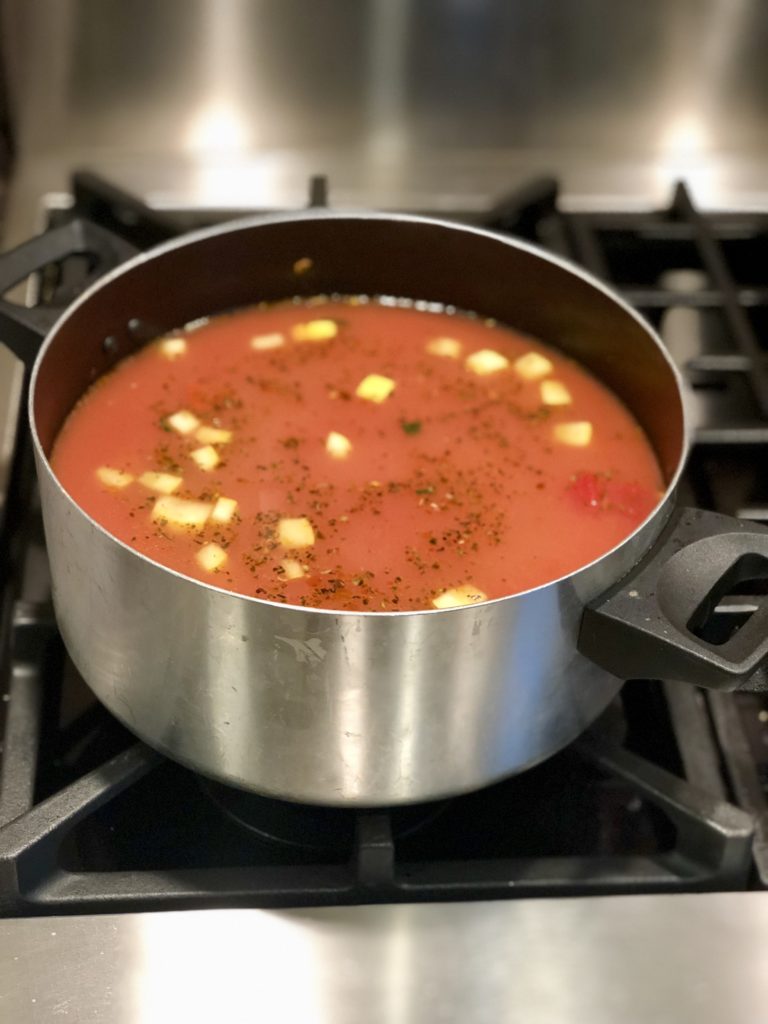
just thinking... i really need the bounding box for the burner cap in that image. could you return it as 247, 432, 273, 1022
199, 778, 449, 854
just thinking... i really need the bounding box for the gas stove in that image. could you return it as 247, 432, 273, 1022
0, 173, 767, 922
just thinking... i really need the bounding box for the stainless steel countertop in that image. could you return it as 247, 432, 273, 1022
2, 894, 768, 1023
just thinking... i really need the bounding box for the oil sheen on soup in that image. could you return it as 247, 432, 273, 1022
51, 298, 664, 611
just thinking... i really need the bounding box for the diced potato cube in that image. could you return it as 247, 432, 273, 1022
540, 380, 573, 406
210, 496, 238, 524
138, 471, 183, 495
250, 332, 285, 351
96, 466, 134, 489
465, 349, 510, 376
278, 516, 316, 549
326, 431, 352, 459
152, 496, 212, 530
514, 351, 554, 380
291, 319, 338, 343
196, 543, 228, 572
195, 424, 233, 444
355, 373, 396, 403
158, 337, 187, 359
190, 445, 220, 471
166, 410, 201, 435
432, 584, 488, 609
280, 558, 306, 580
553, 421, 593, 447
426, 337, 462, 359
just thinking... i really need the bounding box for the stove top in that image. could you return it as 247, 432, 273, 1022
0, 174, 767, 917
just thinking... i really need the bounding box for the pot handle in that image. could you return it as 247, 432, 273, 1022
0, 219, 137, 367
579, 507, 768, 692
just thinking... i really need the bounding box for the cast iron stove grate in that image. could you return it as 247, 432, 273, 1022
0, 173, 766, 916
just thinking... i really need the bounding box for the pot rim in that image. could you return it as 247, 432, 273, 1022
28, 208, 690, 618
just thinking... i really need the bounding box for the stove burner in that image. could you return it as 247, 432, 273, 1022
199, 778, 450, 855
0, 171, 766, 916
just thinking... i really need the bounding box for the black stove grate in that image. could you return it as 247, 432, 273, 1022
487, 177, 768, 445
0, 173, 766, 916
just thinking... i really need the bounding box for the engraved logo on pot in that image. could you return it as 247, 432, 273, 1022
275, 636, 327, 664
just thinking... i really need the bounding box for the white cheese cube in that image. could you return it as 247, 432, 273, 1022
195, 425, 233, 444
278, 517, 316, 549
190, 445, 220, 471
326, 431, 352, 459
210, 496, 238, 524
138, 471, 183, 495
250, 332, 285, 351
291, 319, 338, 343
426, 337, 462, 358
280, 558, 306, 580
152, 496, 212, 530
465, 349, 510, 376
553, 421, 593, 447
96, 466, 134, 489
158, 337, 187, 359
166, 410, 201, 436
540, 380, 573, 406
432, 584, 488, 609
355, 373, 396, 403
196, 543, 228, 572
514, 351, 554, 380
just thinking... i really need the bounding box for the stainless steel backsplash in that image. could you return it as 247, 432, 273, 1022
1, 0, 767, 211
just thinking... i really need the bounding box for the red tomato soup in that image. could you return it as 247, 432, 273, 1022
51, 298, 664, 611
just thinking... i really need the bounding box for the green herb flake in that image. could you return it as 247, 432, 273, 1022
400, 419, 422, 436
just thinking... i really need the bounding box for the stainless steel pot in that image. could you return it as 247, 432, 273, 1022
2, 210, 767, 806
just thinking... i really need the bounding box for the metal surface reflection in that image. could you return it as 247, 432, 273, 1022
2, 0, 767, 216
2, 896, 768, 1023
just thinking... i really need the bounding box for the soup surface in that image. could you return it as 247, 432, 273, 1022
51, 298, 664, 611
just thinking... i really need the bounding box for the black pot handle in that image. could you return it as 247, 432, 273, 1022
0, 218, 137, 367
579, 507, 768, 692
